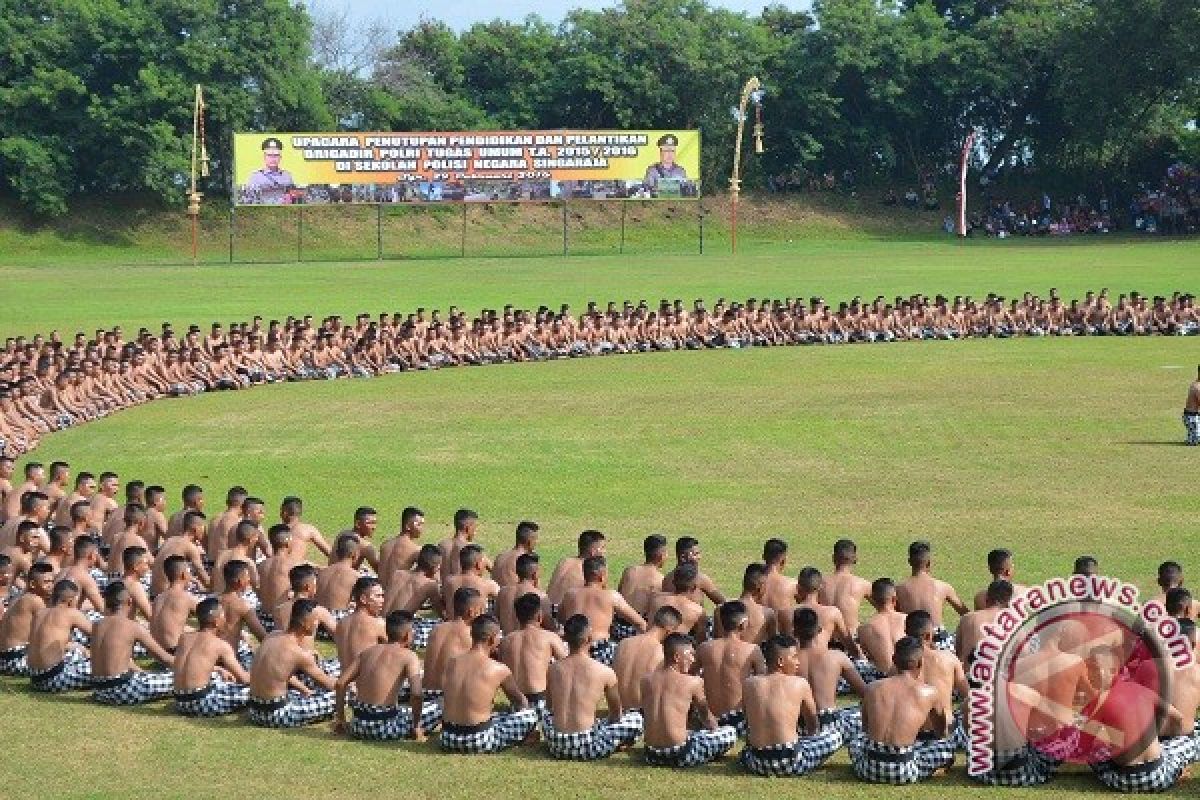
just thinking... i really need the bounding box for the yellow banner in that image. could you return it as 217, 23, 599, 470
233, 130, 700, 204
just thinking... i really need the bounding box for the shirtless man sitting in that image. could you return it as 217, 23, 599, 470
614, 534, 667, 640
254, 524, 298, 632
149, 555, 199, 653
495, 552, 554, 635
714, 563, 776, 643
792, 567, 863, 662
661, 536, 725, 613
335, 610, 441, 741
316, 533, 362, 623
424, 587, 486, 702
819, 539, 873, 639
1156, 618, 1200, 772
956, 579, 1012, 667
542, 614, 644, 760
849, 636, 955, 784
27, 579, 93, 692
218, 560, 269, 669
547, 529, 606, 611
438, 508, 482, 582
972, 548, 1025, 610
89, 581, 175, 705
645, 563, 707, 642
441, 544, 500, 622
559, 556, 645, 666
246, 598, 338, 728
150, 510, 210, 597
895, 541, 967, 651
857, 577, 907, 679
498, 592, 568, 712
740, 634, 843, 777
904, 611, 968, 743
279, 496, 330, 561
695, 601, 766, 736
440, 614, 538, 754
377, 506, 425, 593
614, 606, 682, 711
384, 543, 444, 647
172, 596, 252, 716
492, 520, 538, 588
0, 561, 54, 675
762, 538, 798, 625
332, 576, 386, 678
640, 632, 737, 767
794, 607, 869, 739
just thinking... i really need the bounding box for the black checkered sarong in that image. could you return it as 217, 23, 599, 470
542, 710, 644, 760
92, 670, 174, 705
349, 699, 444, 740
849, 736, 956, 784
255, 607, 276, 633
30, 653, 92, 693
174, 680, 250, 716
969, 745, 1057, 787
818, 705, 862, 739
932, 627, 956, 652
740, 726, 844, 777
439, 709, 540, 753
247, 690, 336, 728
235, 639, 255, 671
0, 645, 29, 676
412, 617, 439, 649
717, 709, 748, 738
610, 619, 640, 642
1092, 747, 1189, 793
589, 638, 617, 667
644, 726, 738, 767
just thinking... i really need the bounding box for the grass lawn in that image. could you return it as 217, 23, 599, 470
1, 236, 1198, 798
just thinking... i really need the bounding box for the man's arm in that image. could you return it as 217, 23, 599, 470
132, 589, 154, 622
499, 668, 529, 710
243, 607, 269, 642
833, 610, 863, 659
333, 654, 362, 734
215, 641, 251, 683
603, 673, 624, 723
307, 532, 331, 558
700, 575, 725, 606
297, 650, 336, 691
943, 584, 969, 616
405, 657, 427, 741
691, 679, 717, 729
798, 683, 819, 735
838, 652, 869, 698
612, 594, 647, 632
135, 627, 175, 667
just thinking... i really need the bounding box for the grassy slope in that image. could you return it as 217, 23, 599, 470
0, 235, 1198, 798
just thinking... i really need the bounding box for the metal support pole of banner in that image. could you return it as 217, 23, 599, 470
562, 200, 569, 257
376, 203, 383, 260
296, 205, 303, 262
228, 206, 235, 264
460, 203, 467, 258
699, 200, 704, 254
619, 200, 627, 255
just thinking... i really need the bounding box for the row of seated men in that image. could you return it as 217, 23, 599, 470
0, 488, 1198, 788
4, 289, 1197, 458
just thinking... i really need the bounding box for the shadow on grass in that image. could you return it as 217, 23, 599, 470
1122, 440, 1191, 446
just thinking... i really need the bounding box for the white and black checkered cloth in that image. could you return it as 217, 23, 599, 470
247, 690, 336, 728
174, 679, 250, 716
969, 744, 1058, 787
818, 706, 863, 740
849, 735, 956, 784
932, 627, 956, 653
0, 645, 29, 676
316, 608, 351, 641
255, 607, 276, 633
542, 710, 644, 760
589, 639, 617, 667
716, 709, 748, 738
439, 709, 540, 754
412, 618, 439, 650
610, 619, 640, 642
92, 670, 174, 705
1092, 742, 1190, 793
298, 657, 341, 691
1184, 412, 1200, 446
30, 653, 93, 693
349, 699, 444, 740
644, 726, 738, 767
740, 726, 844, 777
235, 639, 255, 671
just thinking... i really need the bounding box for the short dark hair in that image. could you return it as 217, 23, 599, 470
181, 484, 203, 505
582, 555, 606, 582
894, 636, 924, 670
763, 538, 787, 565
1165, 587, 1192, 617
103, 580, 128, 612
183, 510, 206, 531
352, 576, 380, 604
577, 529, 605, 556
871, 577, 896, 605
51, 578, 79, 605
833, 539, 856, 563
987, 548, 1013, 575
122, 545, 148, 571
672, 562, 698, 591
797, 566, 822, 593
267, 523, 291, 550
164, 555, 189, 582
908, 541, 932, 567
453, 508, 478, 532
225, 486, 248, 506
1158, 561, 1184, 587
1073, 555, 1098, 575
515, 552, 539, 580
904, 609, 934, 638
354, 506, 376, 523
514, 592, 543, 625
793, 607, 820, 645
417, 543, 443, 571
470, 613, 500, 644
717, 600, 747, 634
675, 536, 699, 557
334, 533, 360, 560
644, 534, 668, 561
764, 634, 797, 666
459, 544, 484, 571
515, 521, 539, 546
652, 605, 683, 629
563, 614, 591, 651
289, 598, 318, 631
223, 559, 250, 588
743, 562, 768, 592
385, 610, 415, 642
401, 506, 424, 529
289, 563, 319, 591
196, 596, 221, 628
986, 580, 1014, 607
280, 496, 302, 518
663, 632, 694, 663
453, 586, 482, 617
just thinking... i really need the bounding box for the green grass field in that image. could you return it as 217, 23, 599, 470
1, 235, 1198, 798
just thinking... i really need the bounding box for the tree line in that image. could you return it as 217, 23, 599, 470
0, 0, 1196, 216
